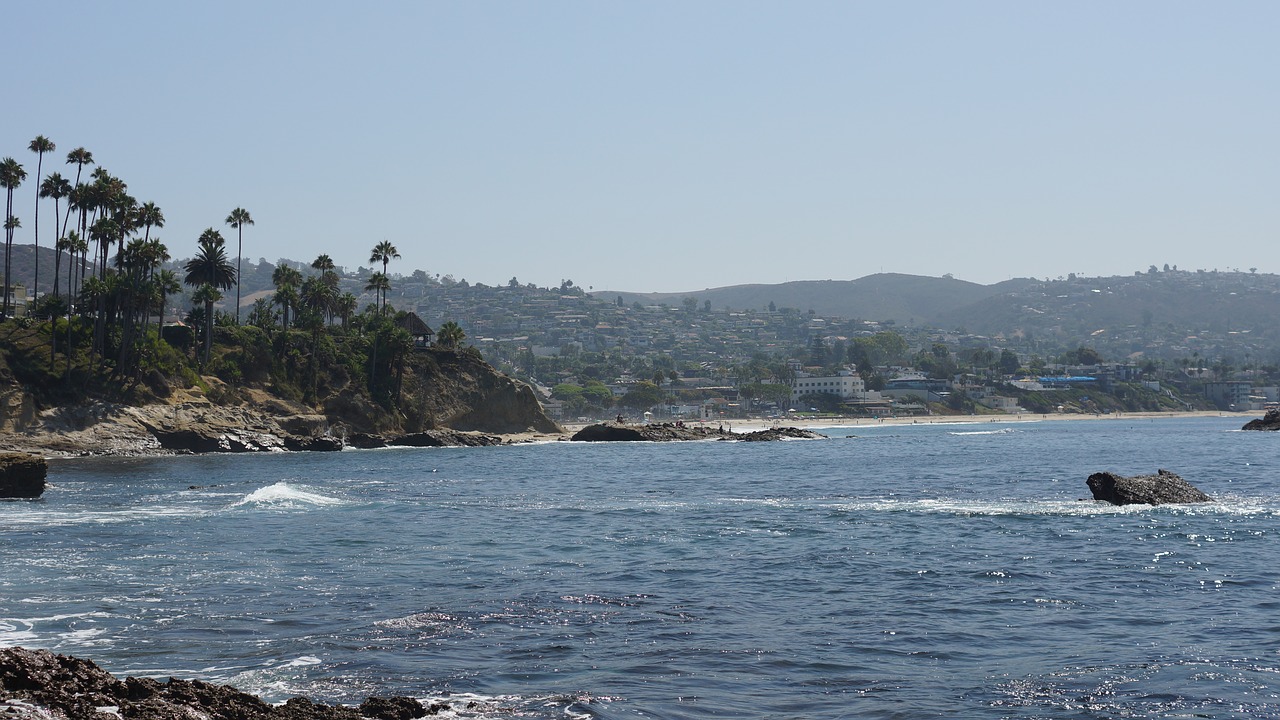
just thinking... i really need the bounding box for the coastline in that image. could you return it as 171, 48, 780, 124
0, 408, 1244, 460
560, 409, 1238, 436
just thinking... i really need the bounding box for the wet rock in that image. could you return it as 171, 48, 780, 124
0, 646, 432, 719
346, 432, 389, 449
737, 427, 826, 441
389, 430, 504, 447
283, 435, 344, 452
1242, 408, 1280, 431
0, 452, 47, 498
571, 422, 825, 442
1086, 469, 1212, 506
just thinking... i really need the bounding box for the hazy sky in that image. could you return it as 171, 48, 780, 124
5, 2, 1277, 292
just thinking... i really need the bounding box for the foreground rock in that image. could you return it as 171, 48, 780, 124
0, 646, 444, 719
571, 422, 825, 442
1086, 469, 1212, 506
1242, 408, 1280, 431
0, 452, 46, 498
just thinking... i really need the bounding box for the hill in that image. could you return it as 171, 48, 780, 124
601, 274, 1039, 325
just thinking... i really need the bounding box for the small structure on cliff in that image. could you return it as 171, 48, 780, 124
1086, 469, 1211, 506
397, 312, 435, 349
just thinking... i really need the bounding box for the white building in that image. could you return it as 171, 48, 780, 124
790, 369, 880, 405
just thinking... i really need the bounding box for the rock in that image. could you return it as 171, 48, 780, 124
150, 425, 286, 453
571, 422, 825, 442
1086, 469, 1212, 506
737, 427, 826, 441
389, 430, 504, 447
345, 432, 389, 449
283, 435, 344, 452
0, 646, 433, 719
0, 452, 47, 498
1242, 408, 1280, 431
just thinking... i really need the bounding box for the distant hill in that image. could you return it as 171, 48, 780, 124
600, 274, 1039, 325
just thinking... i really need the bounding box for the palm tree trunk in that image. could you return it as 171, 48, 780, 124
32, 154, 42, 299
204, 299, 213, 365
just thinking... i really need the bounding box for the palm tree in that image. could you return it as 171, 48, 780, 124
365, 271, 390, 314
436, 320, 465, 349
153, 269, 180, 325
61, 148, 93, 254
369, 240, 400, 277
311, 253, 336, 281
66, 231, 88, 304
27, 136, 55, 297
337, 292, 357, 328
1, 158, 28, 318
137, 202, 164, 242
40, 173, 71, 298
183, 229, 236, 364
225, 208, 253, 324
271, 264, 303, 330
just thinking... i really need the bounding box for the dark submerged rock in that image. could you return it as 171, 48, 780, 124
0, 646, 436, 719
0, 452, 47, 498
1086, 469, 1212, 506
1242, 408, 1280, 431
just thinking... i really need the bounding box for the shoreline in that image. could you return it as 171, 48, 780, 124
0, 409, 1247, 460
559, 409, 1239, 435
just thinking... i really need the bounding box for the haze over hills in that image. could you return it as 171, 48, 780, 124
602, 274, 1040, 326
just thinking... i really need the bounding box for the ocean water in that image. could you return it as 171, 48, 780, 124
2, 416, 1279, 719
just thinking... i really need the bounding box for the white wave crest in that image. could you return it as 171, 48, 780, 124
230, 482, 344, 509
947, 428, 1016, 436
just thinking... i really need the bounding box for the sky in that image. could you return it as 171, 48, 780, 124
4, 1, 1278, 292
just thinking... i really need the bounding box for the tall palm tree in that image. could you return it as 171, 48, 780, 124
61, 148, 92, 254
27, 136, 55, 298
183, 229, 236, 364
369, 240, 400, 277
225, 207, 253, 324
137, 202, 164, 242
40, 173, 71, 298
0, 158, 28, 318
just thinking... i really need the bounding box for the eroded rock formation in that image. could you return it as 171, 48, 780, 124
0, 452, 46, 498
1086, 469, 1212, 506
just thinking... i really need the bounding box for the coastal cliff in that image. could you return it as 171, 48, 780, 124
0, 348, 561, 456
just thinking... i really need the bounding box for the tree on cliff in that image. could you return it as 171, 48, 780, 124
225, 207, 252, 325
183, 229, 236, 364
40, 173, 72, 299
436, 321, 465, 349
27, 136, 55, 297
1, 157, 28, 318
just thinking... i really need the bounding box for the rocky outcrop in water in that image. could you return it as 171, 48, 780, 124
1086, 469, 1212, 506
0, 646, 444, 719
0, 452, 46, 498
1242, 409, 1280, 431
571, 422, 825, 442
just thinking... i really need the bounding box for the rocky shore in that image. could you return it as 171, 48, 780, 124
570, 422, 825, 442
0, 646, 444, 719
0, 395, 533, 458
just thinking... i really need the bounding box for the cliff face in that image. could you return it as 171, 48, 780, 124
0, 349, 560, 456
391, 349, 561, 435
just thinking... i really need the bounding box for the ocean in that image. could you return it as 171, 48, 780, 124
2, 416, 1278, 719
